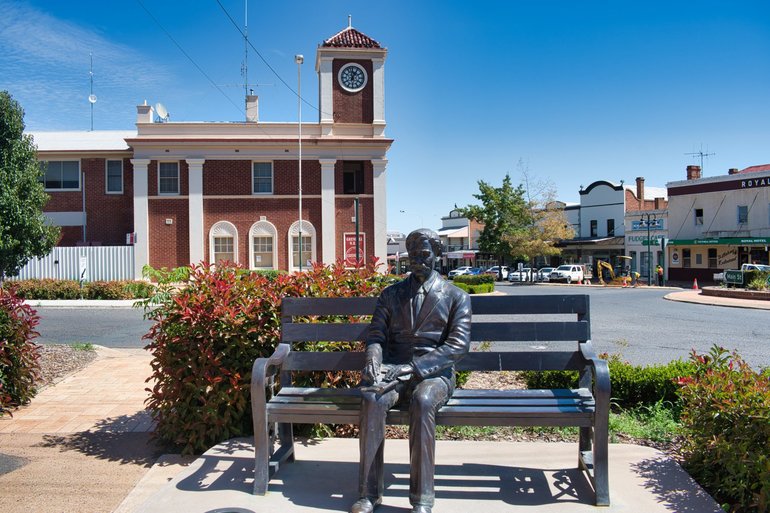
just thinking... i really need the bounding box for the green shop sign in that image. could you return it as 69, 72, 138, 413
668, 237, 770, 246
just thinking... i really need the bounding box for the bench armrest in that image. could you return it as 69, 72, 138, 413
251, 343, 291, 409
578, 340, 611, 405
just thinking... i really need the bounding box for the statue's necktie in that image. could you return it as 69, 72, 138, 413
413, 288, 424, 324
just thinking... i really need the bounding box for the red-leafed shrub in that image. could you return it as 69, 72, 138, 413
677, 346, 770, 513
143, 260, 396, 454
0, 287, 41, 416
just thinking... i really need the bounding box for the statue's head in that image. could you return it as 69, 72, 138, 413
405, 229, 442, 280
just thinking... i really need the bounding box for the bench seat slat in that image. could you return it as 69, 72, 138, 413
269, 396, 594, 408
275, 387, 593, 399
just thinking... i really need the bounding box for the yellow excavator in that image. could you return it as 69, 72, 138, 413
596, 260, 616, 285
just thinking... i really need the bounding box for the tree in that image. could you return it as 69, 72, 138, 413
458, 165, 573, 269
506, 162, 573, 266
0, 91, 59, 281
456, 174, 531, 264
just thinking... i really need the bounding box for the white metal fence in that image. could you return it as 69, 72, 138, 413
9, 246, 135, 282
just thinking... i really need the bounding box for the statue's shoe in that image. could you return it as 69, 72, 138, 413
350, 497, 382, 513
411, 506, 432, 513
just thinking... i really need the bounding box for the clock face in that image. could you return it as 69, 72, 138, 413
338, 63, 367, 92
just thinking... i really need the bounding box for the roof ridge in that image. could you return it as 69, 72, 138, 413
322, 26, 381, 48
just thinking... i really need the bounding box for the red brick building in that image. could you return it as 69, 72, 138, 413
31, 25, 392, 277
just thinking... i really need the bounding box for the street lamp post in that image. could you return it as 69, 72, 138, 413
640, 213, 656, 286
295, 54, 303, 271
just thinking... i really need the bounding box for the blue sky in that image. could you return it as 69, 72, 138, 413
2, 0, 769, 234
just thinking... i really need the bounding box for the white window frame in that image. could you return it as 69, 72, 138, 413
41, 160, 81, 191
287, 220, 316, 271
158, 161, 180, 195
209, 221, 238, 265
105, 159, 123, 194
251, 161, 274, 195
249, 220, 278, 270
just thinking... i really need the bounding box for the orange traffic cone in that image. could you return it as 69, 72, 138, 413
692, 278, 699, 290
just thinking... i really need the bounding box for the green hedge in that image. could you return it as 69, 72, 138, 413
452, 282, 495, 294
9, 279, 155, 300
454, 274, 494, 285
521, 353, 696, 409
677, 346, 770, 513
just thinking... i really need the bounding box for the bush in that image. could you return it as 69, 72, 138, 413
0, 288, 41, 415
451, 281, 495, 294
746, 271, 769, 291
143, 260, 397, 454
9, 279, 155, 300
677, 346, 770, 512
454, 274, 494, 286
522, 353, 696, 409
10, 279, 81, 299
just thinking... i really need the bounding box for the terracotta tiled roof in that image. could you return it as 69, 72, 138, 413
738, 164, 770, 174
322, 27, 381, 48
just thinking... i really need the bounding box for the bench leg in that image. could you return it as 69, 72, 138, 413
278, 422, 295, 463
253, 405, 270, 495
593, 416, 610, 506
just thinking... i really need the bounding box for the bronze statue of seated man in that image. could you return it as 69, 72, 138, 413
351, 228, 472, 513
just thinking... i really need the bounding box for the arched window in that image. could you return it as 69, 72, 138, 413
209, 221, 238, 265
287, 220, 316, 271
249, 220, 278, 270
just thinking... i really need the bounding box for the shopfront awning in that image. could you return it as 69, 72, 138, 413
438, 227, 469, 238
445, 249, 477, 259
668, 237, 770, 246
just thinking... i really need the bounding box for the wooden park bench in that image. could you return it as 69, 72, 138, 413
251, 294, 610, 506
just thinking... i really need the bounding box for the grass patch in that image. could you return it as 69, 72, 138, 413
69, 342, 94, 351
610, 401, 680, 443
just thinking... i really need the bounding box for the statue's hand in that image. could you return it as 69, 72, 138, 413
383, 363, 414, 383
362, 358, 380, 385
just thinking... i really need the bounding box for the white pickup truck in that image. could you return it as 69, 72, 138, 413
713, 263, 770, 282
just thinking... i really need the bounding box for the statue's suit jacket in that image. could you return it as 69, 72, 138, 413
365, 272, 472, 387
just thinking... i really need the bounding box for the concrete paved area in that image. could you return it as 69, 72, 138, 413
131, 438, 722, 513
665, 288, 770, 310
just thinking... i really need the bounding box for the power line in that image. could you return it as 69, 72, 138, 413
135, 0, 244, 116
213, 0, 325, 116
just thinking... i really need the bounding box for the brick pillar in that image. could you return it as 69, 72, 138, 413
372, 158, 388, 270
187, 158, 205, 264
320, 159, 337, 264
131, 159, 150, 279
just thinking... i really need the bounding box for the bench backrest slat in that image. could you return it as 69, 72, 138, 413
281, 320, 589, 343
282, 350, 586, 372
281, 294, 589, 318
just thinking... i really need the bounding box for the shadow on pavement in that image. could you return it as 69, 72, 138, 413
633, 457, 723, 513
36, 412, 164, 466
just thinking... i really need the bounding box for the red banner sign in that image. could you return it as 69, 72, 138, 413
343, 233, 366, 267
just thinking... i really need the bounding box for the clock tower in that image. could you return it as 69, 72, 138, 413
316, 24, 387, 137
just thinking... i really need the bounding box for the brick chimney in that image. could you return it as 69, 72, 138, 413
246, 95, 259, 122
636, 177, 645, 202
686, 165, 702, 180
728, 168, 739, 175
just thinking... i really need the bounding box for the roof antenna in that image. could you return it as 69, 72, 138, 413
685, 144, 715, 175
348, 14, 352, 28
88, 52, 97, 131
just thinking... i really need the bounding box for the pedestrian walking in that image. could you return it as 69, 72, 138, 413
656, 264, 663, 286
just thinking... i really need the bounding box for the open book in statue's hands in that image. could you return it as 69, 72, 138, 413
359, 364, 413, 395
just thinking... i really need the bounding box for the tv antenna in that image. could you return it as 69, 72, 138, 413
88, 53, 97, 131
685, 145, 715, 174
155, 102, 169, 122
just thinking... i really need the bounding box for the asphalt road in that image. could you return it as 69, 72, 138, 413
497, 282, 769, 369
33, 285, 769, 369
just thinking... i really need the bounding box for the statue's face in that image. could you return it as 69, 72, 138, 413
408, 237, 436, 281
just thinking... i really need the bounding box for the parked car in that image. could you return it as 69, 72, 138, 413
484, 266, 509, 280
536, 267, 555, 282
549, 264, 584, 284
448, 266, 473, 279
508, 267, 533, 282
